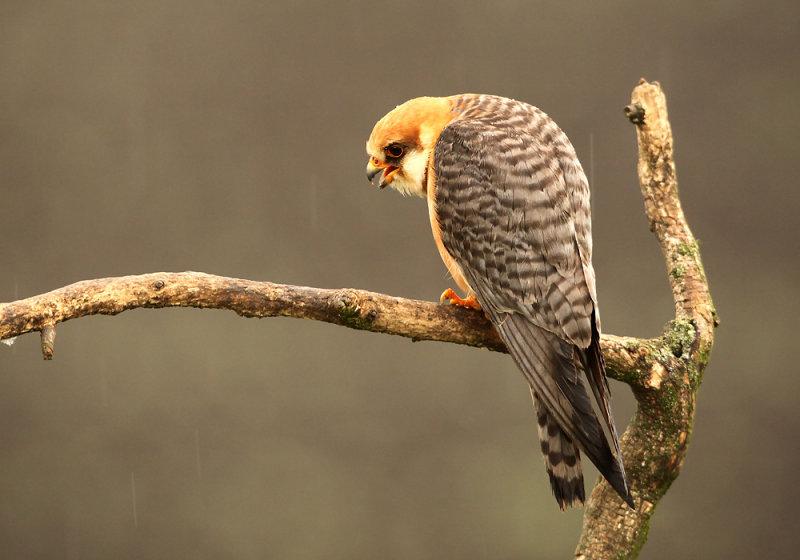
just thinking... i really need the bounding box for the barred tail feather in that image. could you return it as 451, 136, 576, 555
490, 312, 634, 509
531, 386, 585, 509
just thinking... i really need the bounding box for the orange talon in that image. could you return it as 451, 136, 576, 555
439, 288, 457, 304
440, 288, 482, 311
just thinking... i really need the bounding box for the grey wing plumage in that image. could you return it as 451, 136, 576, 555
432, 98, 632, 508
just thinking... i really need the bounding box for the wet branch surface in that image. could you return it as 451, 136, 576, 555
0, 80, 714, 559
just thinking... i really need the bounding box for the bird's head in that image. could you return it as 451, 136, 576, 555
366, 96, 455, 197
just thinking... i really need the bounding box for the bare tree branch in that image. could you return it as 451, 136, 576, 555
0, 271, 653, 384
575, 79, 717, 559
0, 273, 503, 353
0, 79, 715, 559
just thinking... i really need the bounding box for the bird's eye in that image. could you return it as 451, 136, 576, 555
385, 144, 405, 158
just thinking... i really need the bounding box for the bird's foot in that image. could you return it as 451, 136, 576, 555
440, 288, 482, 311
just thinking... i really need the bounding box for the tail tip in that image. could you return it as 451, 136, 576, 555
548, 472, 586, 510
621, 489, 635, 509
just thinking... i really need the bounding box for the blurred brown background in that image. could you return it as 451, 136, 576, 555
1, 2, 797, 559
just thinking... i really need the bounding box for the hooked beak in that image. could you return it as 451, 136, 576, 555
366, 157, 400, 189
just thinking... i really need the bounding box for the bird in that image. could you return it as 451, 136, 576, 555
365, 94, 634, 509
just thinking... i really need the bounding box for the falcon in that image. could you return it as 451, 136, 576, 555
365, 94, 633, 509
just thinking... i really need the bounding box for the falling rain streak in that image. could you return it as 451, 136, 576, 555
130, 472, 138, 528
309, 175, 319, 232
100, 369, 108, 408
195, 429, 203, 481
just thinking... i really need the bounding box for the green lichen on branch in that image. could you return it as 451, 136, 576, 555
337, 306, 374, 330
335, 300, 375, 330
676, 241, 697, 257
662, 318, 696, 361
670, 263, 686, 280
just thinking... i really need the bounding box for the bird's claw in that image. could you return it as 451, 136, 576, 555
440, 288, 482, 311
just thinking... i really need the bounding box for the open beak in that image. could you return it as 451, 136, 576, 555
366, 157, 400, 189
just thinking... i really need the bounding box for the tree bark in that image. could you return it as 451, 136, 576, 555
0, 80, 715, 559
575, 80, 716, 558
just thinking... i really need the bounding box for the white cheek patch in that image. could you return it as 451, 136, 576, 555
391, 149, 430, 197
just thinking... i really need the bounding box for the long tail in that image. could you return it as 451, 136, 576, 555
531, 385, 585, 509
491, 312, 634, 508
